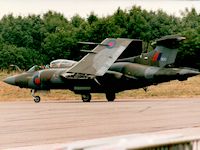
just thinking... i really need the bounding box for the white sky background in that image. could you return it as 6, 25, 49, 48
0, 0, 199, 19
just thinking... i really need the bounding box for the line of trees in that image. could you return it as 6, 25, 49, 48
0, 6, 199, 70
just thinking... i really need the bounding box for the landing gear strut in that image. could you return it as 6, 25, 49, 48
106, 93, 115, 102
143, 87, 148, 92
31, 90, 41, 103
81, 94, 91, 102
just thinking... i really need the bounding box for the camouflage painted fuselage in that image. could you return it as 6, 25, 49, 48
3, 36, 200, 102
5, 63, 199, 95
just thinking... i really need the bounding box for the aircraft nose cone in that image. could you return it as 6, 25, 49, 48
3, 76, 15, 85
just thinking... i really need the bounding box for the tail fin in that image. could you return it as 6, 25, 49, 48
118, 35, 185, 67
147, 35, 186, 67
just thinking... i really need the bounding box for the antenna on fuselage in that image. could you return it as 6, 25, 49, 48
9, 64, 22, 72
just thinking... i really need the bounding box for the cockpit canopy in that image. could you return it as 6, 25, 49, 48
50, 59, 76, 68
27, 65, 43, 73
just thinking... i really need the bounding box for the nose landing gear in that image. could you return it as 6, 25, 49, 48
31, 90, 41, 103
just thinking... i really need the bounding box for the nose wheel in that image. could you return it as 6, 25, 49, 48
34, 96, 41, 103
31, 90, 41, 103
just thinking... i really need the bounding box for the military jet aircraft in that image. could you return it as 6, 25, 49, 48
3, 35, 200, 103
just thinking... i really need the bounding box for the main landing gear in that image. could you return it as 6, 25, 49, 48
106, 93, 115, 102
81, 94, 91, 102
81, 93, 116, 102
31, 90, 41, 103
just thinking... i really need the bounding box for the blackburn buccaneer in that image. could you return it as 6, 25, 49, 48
4, 35, 200, 103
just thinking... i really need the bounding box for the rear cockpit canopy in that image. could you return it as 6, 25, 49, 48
50, 59, 76, 68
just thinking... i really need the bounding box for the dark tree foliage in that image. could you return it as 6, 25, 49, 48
87, 12, 98, 25
1, 15, 45, 50
0, 44, 43, 69
0, 7, 199, 70
175, 8, 200, 68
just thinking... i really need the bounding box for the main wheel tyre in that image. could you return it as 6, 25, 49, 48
34, 96, 41, 103
106, 93, 115, 102
82, 94, 91, 102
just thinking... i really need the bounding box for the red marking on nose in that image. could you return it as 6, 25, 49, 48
34, 78, 41, 85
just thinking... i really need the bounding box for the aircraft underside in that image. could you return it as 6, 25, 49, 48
31, 75, 167, 103
31, 68, 198, 103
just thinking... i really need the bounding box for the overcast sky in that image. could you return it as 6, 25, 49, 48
0, 0, 199, 19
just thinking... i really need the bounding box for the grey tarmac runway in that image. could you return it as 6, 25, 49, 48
1, 98, 200, 149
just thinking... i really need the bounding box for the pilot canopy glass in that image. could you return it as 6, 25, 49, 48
27, 65, 42, 73
50, 59, 76, 68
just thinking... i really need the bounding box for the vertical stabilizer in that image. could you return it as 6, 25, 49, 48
147, 35, 186, 67
118, 35, 186, 68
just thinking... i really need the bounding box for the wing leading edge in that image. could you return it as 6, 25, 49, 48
64, 38, 134, 77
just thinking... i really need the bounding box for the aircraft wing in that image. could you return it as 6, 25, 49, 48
64, 38, 133, 77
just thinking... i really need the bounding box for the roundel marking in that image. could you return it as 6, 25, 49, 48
33, 72, 41, 86
107, 40, 116, 48
34, 77, 41, 85
108, 42, 114, 47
